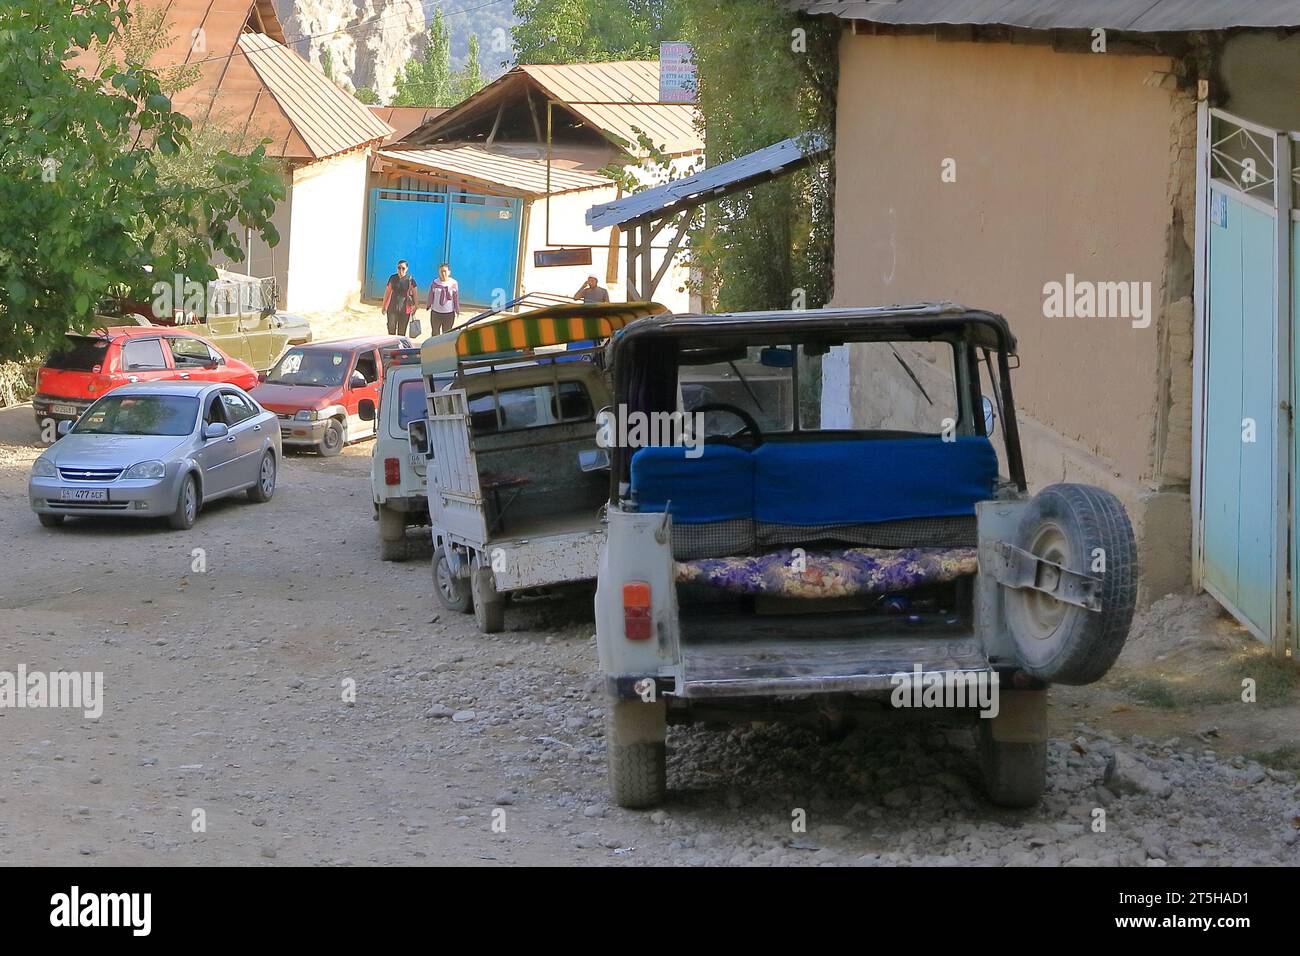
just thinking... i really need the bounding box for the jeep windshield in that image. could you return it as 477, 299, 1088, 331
680, 341, 960, 440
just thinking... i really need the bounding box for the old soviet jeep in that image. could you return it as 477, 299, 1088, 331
594, 303, 1137, 809
412, 302, 665, 634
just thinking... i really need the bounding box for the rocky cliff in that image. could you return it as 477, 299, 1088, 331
273, 0, 427, 103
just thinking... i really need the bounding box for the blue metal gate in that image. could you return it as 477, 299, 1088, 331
365, 188, 522, 306
1198, 109, 1290, 650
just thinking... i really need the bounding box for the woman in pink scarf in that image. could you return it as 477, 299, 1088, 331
428, 263, 460, 335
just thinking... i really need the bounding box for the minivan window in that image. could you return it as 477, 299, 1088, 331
45, 336, 109, 371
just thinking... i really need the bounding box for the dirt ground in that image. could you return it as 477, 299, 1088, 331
1, 312, 1297, 865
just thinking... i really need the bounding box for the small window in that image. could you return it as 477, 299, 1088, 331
397, 378, 426, 430
168, 337, 217, 366
354, 351, 379, 385
220, 392, 256, 424
46, 336, 109, 371
122, 338, 169, 371
467, 381, 594, 434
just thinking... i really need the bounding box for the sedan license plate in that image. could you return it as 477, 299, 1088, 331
50, 404, 77, 416
59, 488, 107, 502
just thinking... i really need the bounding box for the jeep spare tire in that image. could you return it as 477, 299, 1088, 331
1003, 483, 1136, 685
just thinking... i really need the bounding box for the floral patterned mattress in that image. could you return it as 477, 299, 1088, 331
674, 546, 978, 599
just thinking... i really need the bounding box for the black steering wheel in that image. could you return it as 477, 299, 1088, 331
693, 402, 764, 446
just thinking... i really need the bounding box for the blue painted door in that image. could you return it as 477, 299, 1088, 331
447, 198, 521, 307
1202, 185, 1277, 639
367, 190, 521, 306
366, 192, 449, 299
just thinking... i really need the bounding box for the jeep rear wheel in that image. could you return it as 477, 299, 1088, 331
1004, 483, 1136, 685
976, 688, 1047, 808
606, 699, 667, 809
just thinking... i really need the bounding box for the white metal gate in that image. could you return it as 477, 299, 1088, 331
426, 389, 488, 548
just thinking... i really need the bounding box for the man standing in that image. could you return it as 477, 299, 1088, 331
428, 262, 460, 335
381, 260, 418, 336
574, 275, 609, 304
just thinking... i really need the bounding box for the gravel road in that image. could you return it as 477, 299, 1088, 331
1, 408, 1297, 866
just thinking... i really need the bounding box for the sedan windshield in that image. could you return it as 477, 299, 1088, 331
265, 348, 348, 387
74, 395, 198, 436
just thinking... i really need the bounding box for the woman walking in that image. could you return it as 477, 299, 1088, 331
428, 263, 460, 335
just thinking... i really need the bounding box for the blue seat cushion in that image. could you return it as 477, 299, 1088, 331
630, 445, 754, 524
752, 437, 997, 526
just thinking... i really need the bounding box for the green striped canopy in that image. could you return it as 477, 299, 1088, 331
420, 302, 668, 373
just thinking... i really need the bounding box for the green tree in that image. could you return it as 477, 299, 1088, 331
393, 10, 454, 106
456, 33, 484, 101
684, 0, 836, 313
0, 0, 284, 362
512, 0, 685, 63
320, 47, 334, 80
354, 86, 381, 105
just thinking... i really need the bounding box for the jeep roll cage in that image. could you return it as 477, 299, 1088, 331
606, 302, 1027, 499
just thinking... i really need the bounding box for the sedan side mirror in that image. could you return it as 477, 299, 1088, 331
204, 422, 230, 440
358, 398, 376, 422
257, 371, 267, 383
56, 419, 73, 436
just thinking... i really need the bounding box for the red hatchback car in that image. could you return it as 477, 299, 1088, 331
33, 326, 258, 434
249, 335, 411, 456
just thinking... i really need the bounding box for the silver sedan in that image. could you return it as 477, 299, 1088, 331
28, 381, 281, 530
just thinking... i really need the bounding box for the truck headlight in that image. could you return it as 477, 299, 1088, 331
295, 409, 318, 421
31, 457, 57, 478
124, 460, 166, 480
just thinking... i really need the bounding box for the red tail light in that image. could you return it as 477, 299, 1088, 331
623, 582, 652, 640
384, 457, 401, 485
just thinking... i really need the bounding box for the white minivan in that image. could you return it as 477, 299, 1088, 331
361, 347, 435, 561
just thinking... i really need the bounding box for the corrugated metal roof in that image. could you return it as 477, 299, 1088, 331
378, 143, 613, 198
587, 133, 829, 229
369, 106, 449, 145
517, 62, 703, 155
238, 33, 392, 160
792, 0, 1300, 32
68, 2, 390, 161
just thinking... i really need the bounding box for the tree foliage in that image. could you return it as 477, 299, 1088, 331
0, 0, 284, 362
684, 0, 836, 313
354, 86, 381, 105
393, 10, 454, 107
511, 0, 685, 64
456, 33, 484, 102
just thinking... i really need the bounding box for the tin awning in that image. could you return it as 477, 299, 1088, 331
420, 302, 670, 372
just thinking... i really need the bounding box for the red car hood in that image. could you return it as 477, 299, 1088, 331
249, 381, 338, 412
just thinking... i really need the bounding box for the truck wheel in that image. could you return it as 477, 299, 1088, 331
433, 547, 471, 613
1004, 483, 1136, 686
607, 699, 667, 809
976, 688, 1047, 808
378, 506, 409, 561
317, 419, 344, 457
470, 567, 505, 633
